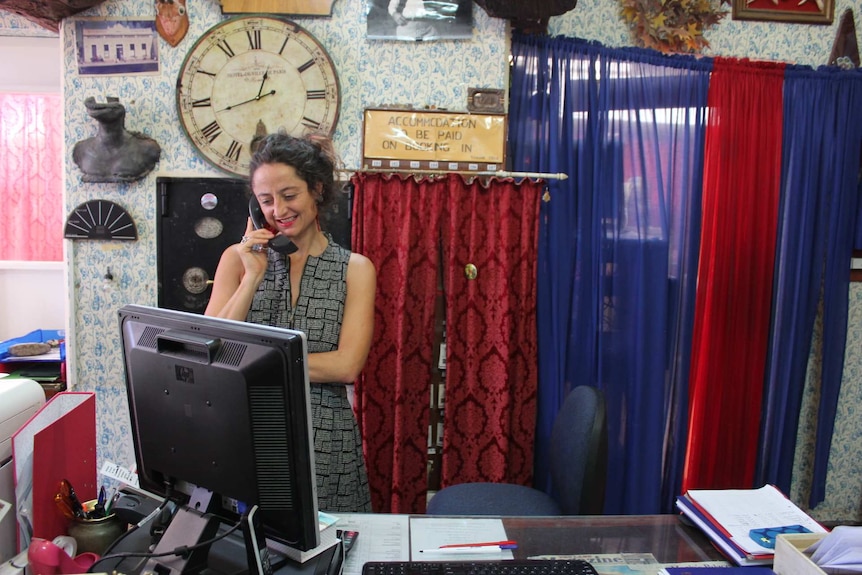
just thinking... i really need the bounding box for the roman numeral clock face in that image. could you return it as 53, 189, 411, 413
176, 16, 340, 177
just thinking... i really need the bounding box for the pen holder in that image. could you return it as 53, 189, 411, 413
67, 499, 127, 555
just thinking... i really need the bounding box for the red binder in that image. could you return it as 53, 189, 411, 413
12, 392, 96, 543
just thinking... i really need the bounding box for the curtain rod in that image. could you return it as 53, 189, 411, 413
340, 167, 568, 180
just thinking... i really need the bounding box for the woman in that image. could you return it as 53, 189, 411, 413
205, 132, 375, 513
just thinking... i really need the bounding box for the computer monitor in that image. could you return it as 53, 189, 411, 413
118, 304, 319, 554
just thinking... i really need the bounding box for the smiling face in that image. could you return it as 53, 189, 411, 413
251, 162, 320, 239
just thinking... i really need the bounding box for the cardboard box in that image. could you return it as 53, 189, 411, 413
774, 533, 829, 575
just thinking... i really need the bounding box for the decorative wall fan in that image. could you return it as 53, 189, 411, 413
63, 199, 137, 241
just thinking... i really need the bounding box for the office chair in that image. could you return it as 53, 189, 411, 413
426, 385, 608, 516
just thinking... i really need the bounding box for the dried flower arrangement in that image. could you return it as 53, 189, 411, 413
618, 0, 730, 54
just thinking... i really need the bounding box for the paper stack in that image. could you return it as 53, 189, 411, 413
676, 485, 828, 566
807, 526, 862, 573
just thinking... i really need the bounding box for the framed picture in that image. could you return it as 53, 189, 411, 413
74, 19, 160, 76
732, 0, 834, 24
219, 0, 336, 15
367, 0, 473, 41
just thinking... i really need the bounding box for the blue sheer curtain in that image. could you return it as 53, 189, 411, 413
508, 33, 595, 503
758, 66, 862, 505
509, 35, 711, 513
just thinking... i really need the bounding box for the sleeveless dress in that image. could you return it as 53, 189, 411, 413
246, 235, 372, 513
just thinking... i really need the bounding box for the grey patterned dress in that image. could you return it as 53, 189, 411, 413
246, 234, 372, 513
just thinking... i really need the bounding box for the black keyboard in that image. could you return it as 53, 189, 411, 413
362, 559, 599, 575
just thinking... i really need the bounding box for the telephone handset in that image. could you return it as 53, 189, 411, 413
248, 195, 298, 255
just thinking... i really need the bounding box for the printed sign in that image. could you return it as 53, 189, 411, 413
362, 109, 507, 173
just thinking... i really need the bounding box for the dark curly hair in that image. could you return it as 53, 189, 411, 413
249, 131, 338, 209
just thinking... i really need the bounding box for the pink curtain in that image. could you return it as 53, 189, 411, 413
0, 93, 64, 261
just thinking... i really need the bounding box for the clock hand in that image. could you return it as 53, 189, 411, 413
217, 89, 276, 112
255, 68, 269, 99
217, 69, 270, 112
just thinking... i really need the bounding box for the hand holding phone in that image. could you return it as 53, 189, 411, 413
248, 196, 298, 254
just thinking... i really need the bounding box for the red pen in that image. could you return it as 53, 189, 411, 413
438, 540, 518, 549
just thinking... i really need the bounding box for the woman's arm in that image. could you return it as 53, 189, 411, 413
205, 220, 269, 320
307, 253, 376, 383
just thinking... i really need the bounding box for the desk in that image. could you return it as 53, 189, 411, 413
500, 515, 724, 563
336, 514, 726, 575
105, 504, 725, 575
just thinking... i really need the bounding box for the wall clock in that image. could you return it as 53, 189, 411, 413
176, 15, 340, 177
63, 199, 138, 240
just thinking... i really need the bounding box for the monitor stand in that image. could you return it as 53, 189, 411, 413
103, 489, 343, 575
139, 487, 221, 575
140, 505, 221, 575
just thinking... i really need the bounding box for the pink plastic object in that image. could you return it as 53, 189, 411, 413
27, 538, 99, 575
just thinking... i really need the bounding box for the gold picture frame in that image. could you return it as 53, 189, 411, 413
732, 0, 834, 24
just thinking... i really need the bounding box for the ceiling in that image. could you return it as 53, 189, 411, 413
0, 0, 106, 32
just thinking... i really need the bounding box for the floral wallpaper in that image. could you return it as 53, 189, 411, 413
2, 0, 509, 504
1, 0, 859, 521
547, 0, 857, 68
0, 10, 57, 36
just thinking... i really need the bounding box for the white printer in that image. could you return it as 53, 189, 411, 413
0, 378, 45, 563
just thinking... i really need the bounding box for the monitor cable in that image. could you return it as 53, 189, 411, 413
87, 485, 244, 573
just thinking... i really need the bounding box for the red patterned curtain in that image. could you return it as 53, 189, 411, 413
0, 93, 63, 261
351, 173, 541, 512
440, 175, 541, 487
351, 173, 444, 513
683, 58, 786, 491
